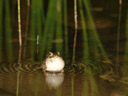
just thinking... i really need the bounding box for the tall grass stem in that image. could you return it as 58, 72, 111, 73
18, 0, 22, 46
16, 47, 22, 96
64, 0, 68, 57
116, 0, 122, 64
72, 0, 78, 62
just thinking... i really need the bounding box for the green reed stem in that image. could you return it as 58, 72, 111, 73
56, 0, 63, 52
23, 0, 30, 59
41, 0, 45, 23
88, 71, 100, 96
0, 0, 3, 59
34, 74, 39, 96
64, 0, 68, 57
121, 8, 128, 76
116, 0, 122, 64
37, 0, 45, 48
72, 0, 78, 62
18, 0, 22, 46
30, 0, 37, 59
16, 71, 20, 96
124, 8, 128, 64
37, 0, 45, 46
16, 47, 22, 96
82, 72, 89, 96
84, 0, 111, 63
71, 77, 74, 96
36, 1, 42, 45
5, 0, 13, 61
79, 0, 89, 62
43, 0, 57, 53
33, 0, 43, 60
24, 0, 30, 42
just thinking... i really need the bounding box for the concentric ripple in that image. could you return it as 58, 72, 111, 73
0, 59, 41, 76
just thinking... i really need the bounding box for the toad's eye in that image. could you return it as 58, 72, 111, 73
56, 52, 60, 56
47, 52, 53, 57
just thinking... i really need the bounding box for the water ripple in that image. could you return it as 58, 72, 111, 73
0, 59, 41, 75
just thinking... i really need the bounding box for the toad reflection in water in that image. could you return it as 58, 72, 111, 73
45, 72, 64, 89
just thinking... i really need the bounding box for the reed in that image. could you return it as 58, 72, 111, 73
30, 0, 37, 59
16, 71, 20, 96
36, 0, 45, 60
124, 8, 128, 64
36, 0, 44, 44
24, 0, 30, 45
63, 0, 68, 57
16, 47, 22, 96
56, 0, 63, 52
72, 0, 78, 62
18, 0, 22, 46
87, 70, 100, 96
42, 0, 64, 53
0, 0, 3, 59
122, 8, 128, 76
29, 0, 65, 60
43, 0, 57, 53
116, 0, 122, 64
79, 0, 89, 62
83, 0, 111, 64
30, 0, 44, 60
82, 76, 88, 96
34, 75, 39, 96
23, 0, 30, 58
71, 76, 74, 96
82, 69, 91, 96
82, 69, 101, 96
5, 0, 13, 61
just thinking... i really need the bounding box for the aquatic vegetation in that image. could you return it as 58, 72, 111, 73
79, 0, 89, 62
1, 0, 128, 96
82, 69, 100, 96
30, 0, 65, 61
0, 0, 13, 61
0, 0, 114, 71
116, 0, 122, 65
0, 0, 3, 60
30, 0, 45, 60
18, 0, 22, 46
75, 0, 112, 72
72, 0, 78, 62
124, 8, 128, 65
5, 0, 13, 61
122, 8, 128, 76
63, 0, 68, 57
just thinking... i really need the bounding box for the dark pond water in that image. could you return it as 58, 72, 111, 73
0, 0, 128, 96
